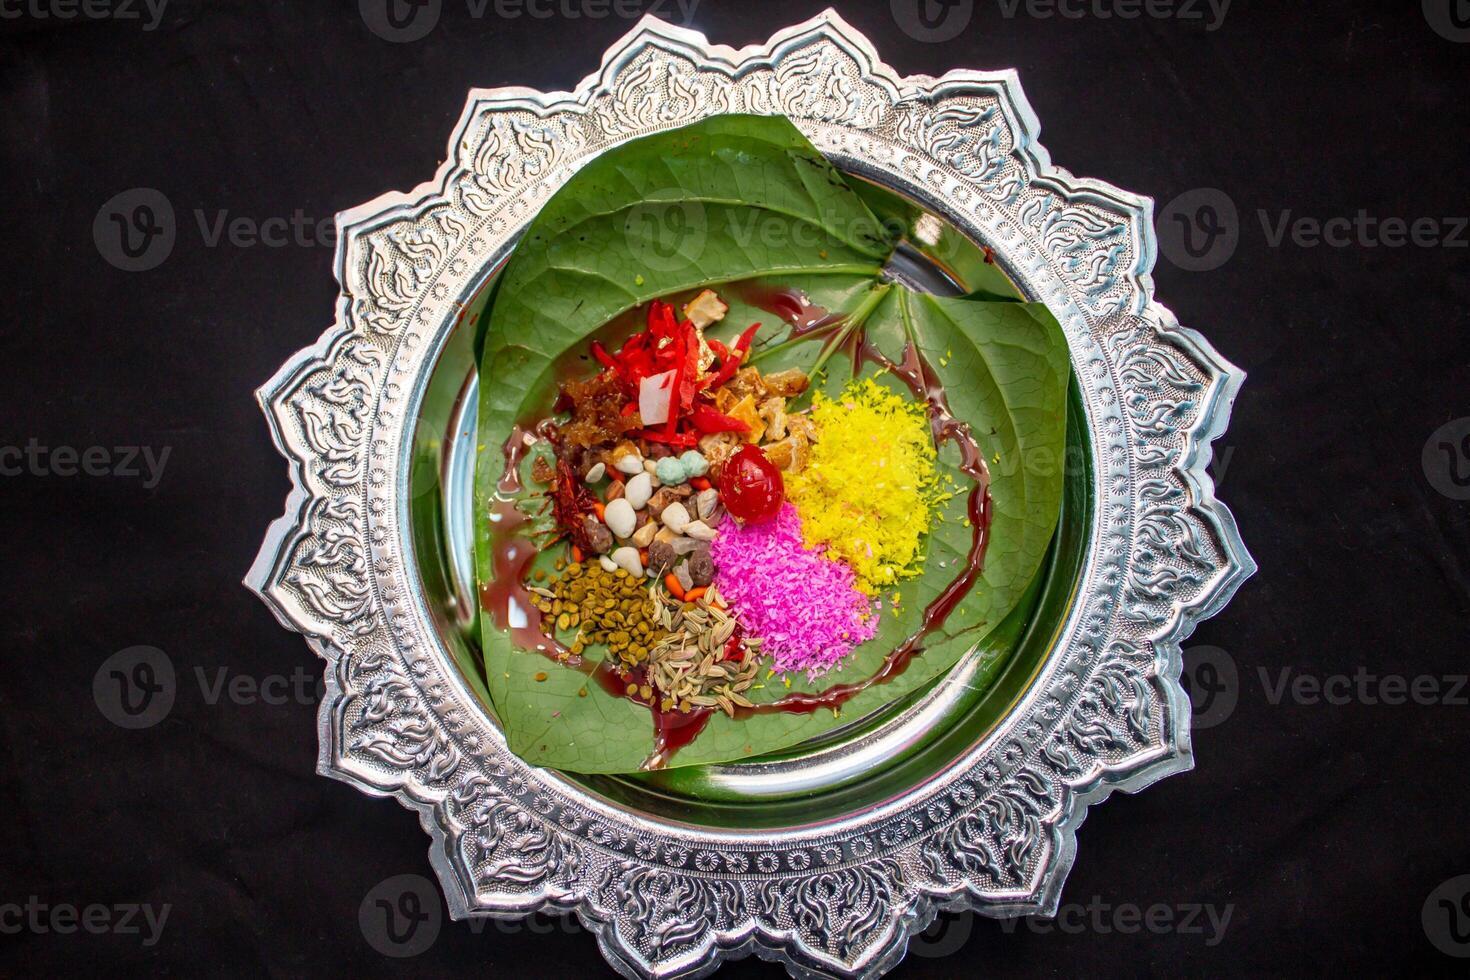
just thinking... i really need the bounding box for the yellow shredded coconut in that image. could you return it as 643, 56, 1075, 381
788, 377, 945, 595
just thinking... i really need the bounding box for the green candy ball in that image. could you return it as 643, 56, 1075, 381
655, 455, 689, 485
678, 449, 709, 478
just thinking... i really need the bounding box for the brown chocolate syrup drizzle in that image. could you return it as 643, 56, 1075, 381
483, 287, 993, 769
480, 421, 581, 664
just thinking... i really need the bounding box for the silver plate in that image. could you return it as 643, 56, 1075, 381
247, 11, 1254, 978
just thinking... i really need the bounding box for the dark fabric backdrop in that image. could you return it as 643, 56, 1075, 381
2, 0, 1467, 975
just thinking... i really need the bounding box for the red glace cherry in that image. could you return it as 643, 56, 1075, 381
719, 444, 784, 525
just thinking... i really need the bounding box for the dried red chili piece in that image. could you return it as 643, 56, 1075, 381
705, 322, 762, 389
549, 457, 599, 551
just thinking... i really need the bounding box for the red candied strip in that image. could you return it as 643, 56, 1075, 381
631, 428, 698, 447
689, 406, 749, 434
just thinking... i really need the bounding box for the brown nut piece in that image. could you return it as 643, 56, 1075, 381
582, 515, 614, 554
687, 543, 715, 587
647, 538, 677, 575
645, 484, 694, 520
697, 432, 742, 475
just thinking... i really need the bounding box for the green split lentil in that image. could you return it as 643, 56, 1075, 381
529, 561, 666, 669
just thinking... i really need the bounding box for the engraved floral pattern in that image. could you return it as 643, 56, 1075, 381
247, 13, 1252, 979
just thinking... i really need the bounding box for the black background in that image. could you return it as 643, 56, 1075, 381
3, 0, 1468, 975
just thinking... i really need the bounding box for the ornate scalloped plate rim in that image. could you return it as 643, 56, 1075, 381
246, 11, 1255, 979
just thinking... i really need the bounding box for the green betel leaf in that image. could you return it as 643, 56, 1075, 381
475, 115, 1070, 773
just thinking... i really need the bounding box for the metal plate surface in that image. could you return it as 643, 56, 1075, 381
247, 11, 1254, 977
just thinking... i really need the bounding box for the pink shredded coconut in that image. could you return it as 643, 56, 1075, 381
711, 504, 877, 676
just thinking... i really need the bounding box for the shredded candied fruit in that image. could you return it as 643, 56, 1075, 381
559, 371, 641, 448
